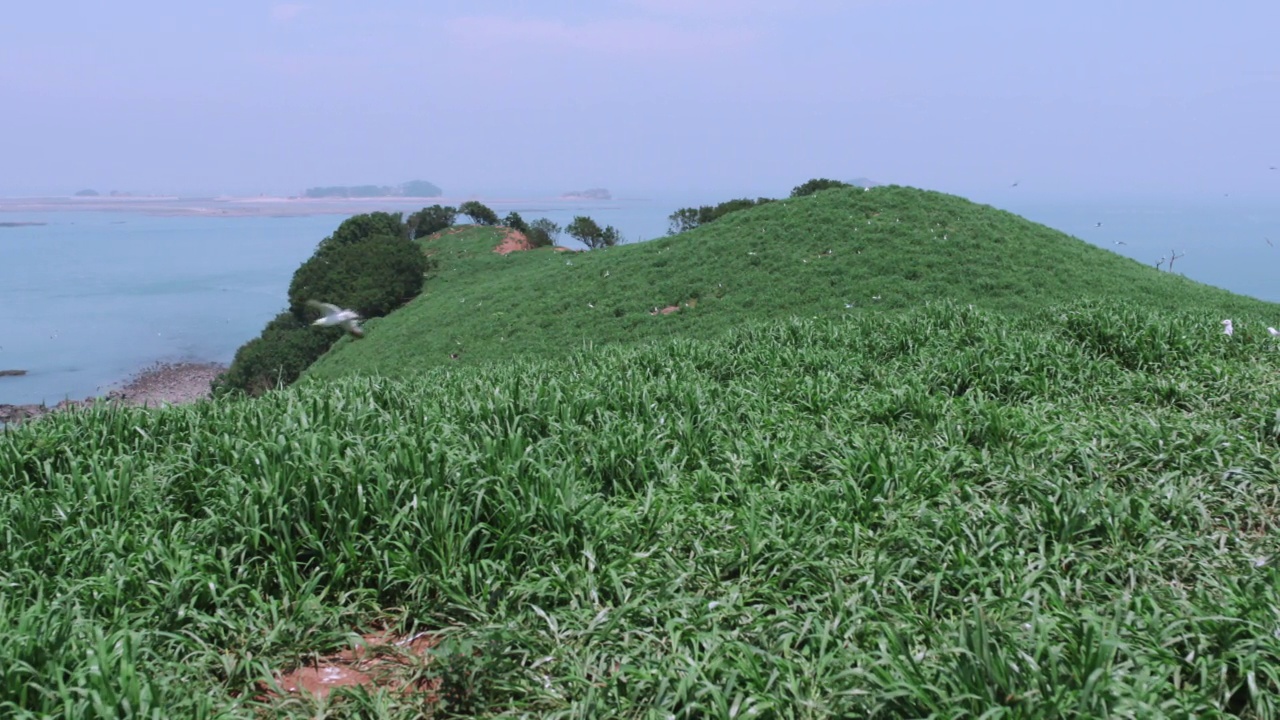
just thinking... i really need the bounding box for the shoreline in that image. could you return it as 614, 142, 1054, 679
0, 361, 226, 427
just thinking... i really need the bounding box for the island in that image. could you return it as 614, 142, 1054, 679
560, 188, 611, 200
304, 180, 443, 199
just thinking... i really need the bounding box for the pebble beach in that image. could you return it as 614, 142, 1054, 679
0, 361, 226, 426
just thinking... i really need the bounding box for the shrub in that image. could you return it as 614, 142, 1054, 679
317, 211, 406, 252
527, 218, 561, 247
288, 235, 431, 319
667, 197, 774, 234
219, 211, 434, 396
213, 312, 340, 397
790, 178, 850, 198
408, 205, 457, 239
566, 215, 621, 249
459, 201, 500, 226
502, 211, 530, 233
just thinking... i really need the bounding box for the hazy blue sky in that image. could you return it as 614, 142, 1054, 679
3, 1, 1278, 201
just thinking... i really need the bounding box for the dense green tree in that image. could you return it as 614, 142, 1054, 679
790, 178, 850, 198
407, 205, 457, 239
566, 215, 621, 249
458, 201, 500, 226
288, 235, 430, 319
502, 211, 530, 233
318, 211, 406, 251
527, 218, 561, 248
212, 312, 340, 397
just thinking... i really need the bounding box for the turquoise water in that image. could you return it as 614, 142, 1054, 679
0, 200, 674, 406
1, 195, 1276, 406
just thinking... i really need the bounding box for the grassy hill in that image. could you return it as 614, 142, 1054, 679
5, 186, 1280, 717
305, 185, 1277, 382
4, 302, 1280, 716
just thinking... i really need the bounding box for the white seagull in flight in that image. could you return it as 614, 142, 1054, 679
308, 300, 365, 338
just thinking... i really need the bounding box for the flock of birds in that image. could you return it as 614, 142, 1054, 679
1222, 319, 1280, 338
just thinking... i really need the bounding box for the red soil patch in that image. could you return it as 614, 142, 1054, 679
650, 297, 698, 316
493, 228, 535, 255
258, 630, 440, 703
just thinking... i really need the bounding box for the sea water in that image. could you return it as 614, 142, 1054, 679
1, 194, 1276, 406
0, 198, 677, 406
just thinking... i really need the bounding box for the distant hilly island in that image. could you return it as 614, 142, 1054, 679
302, 180, 443, 199
560, 187, 611, 200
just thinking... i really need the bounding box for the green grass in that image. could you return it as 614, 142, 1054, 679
304, 185, 1278, 382
5, 300, 1280, 717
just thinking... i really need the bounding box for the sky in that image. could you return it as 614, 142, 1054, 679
3, 0, 1279, 201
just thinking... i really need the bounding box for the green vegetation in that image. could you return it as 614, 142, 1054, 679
307, 185, 1275, 383
790, 177, 851, 197
4, 301, 1280, 716
502, 211, 530, 234
667, 196, 775, 234
406, 204, 457, 239
527, 217, 561, 248
7, 182, 1280, 717
459, 200, 500, 226
217, 212, 430, 396
566, 215, 621, 249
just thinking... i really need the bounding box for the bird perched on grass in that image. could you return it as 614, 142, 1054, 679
307, 300, 364, 338
1222, 319, 1234, 337
1269, 327, 1280, 338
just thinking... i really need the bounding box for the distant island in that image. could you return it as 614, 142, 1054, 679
0, 221, 46, 228
560, 188, 611, 200
74, 189, 100, 197
303, 180, 442, 199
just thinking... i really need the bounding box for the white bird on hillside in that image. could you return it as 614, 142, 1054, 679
1222, 319, 1234, 336
1268, 327, 1280, 337
307, 300, 364, 338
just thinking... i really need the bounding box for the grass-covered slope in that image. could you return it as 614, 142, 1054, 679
4, 302, 1280, 717
305, 185, 1279, 382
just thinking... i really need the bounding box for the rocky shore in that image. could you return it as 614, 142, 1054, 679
0, 361, 226, 427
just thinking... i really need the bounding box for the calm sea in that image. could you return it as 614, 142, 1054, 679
1, 194, 1276, 406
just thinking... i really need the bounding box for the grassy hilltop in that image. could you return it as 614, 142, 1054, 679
306, 185, 1274, 381
4, 186, 1280, 718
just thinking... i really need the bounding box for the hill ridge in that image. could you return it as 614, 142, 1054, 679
303, 185, 1279, 382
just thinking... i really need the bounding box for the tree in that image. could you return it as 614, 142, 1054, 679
213, 311, 340, 397
790, 178, 850, 198
502, 211, 530, 233
566, 215, 621, 249
288, 235, 431, 320
667, 197, 774, 234
527, 218, 561, 248
407, 205, 457, 239
458, 200, 500, 226
318, 211, 406, 251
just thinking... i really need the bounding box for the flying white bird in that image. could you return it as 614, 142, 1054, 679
1222, 319, 1234, 336
1269, 327, 1280, 337
307, 300, 364, 338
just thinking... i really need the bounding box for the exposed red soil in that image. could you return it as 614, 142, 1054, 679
493, 228, 535, 255
257, 630, 441, 703
650, 297, 698, 316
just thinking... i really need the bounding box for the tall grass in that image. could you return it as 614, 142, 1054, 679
4, 301, 1280, 717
